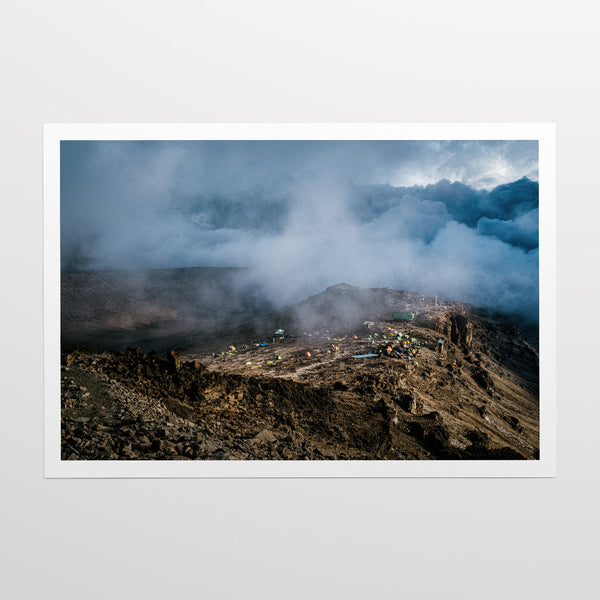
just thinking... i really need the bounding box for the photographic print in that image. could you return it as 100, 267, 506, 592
44, 123, 556, 477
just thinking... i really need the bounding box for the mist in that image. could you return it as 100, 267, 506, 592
61, 140, 539, 322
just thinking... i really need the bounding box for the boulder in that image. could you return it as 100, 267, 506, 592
472, 367, 494, 392
167, 350, 182, 371
465, 429, 490, 448
252, 429, 277, 444
394, 391, 424, 415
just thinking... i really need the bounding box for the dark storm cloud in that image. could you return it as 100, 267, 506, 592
61, 140, 539, 320
476, 209, 539, 251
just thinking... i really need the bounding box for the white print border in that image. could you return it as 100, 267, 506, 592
44, 123, 556, 478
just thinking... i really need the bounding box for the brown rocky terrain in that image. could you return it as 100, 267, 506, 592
61, 272, 539, 461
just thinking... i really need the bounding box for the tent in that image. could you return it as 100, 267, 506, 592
393, 312, 415, 321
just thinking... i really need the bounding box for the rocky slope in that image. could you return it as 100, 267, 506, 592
61, 282, 539, 461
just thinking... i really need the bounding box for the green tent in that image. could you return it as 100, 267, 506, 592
393, 312, 415, 321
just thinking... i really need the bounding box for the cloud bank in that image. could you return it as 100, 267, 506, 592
61, 140, 539, 321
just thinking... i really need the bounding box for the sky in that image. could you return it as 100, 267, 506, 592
61, 140, 539, 320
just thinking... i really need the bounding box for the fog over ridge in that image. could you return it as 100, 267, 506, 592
61, 140, 539, 321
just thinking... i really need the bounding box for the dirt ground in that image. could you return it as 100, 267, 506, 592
61, 303, 539, 461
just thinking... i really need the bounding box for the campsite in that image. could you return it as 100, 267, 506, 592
60, 270, 539, 461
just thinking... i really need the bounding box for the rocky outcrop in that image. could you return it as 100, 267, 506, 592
393, 390, 424, 415
471, 366, 494, 393
450, 312, 473, 349
61, 347, 340, 460
167, 350, 182, 370
434, 308, 473, 351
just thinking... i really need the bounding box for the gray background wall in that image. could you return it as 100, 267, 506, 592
1, 1, 597, 598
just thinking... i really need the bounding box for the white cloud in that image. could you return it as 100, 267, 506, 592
61, 140, 539, 319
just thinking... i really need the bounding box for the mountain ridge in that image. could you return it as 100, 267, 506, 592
60, 272, 539, 461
